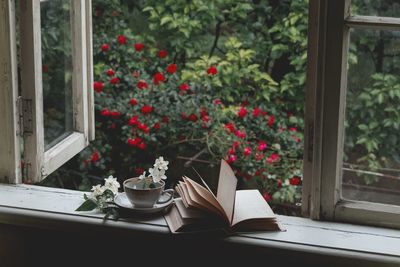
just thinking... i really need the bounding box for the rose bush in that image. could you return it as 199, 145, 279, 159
73, 28, 304, 205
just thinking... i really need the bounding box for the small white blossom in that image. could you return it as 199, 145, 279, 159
138, 171, 147, 180
153, 156, 169, 171
149, 167, 167, 183
90, 184, 104, 198
104, 175, 120, 195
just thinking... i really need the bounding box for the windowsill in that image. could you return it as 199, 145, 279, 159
0, 184, 399, 265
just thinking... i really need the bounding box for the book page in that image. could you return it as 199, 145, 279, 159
184, 176, 227, 219
216, 160, 238, 223
231, 190, 276, 226
175, 198, 206, 219
179, 182, 204, 210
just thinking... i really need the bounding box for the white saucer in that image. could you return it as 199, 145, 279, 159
114, 192, 173, 214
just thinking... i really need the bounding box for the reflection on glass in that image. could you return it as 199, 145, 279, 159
342, 29, 400, 205
351, 0, 400, 18
41, 0, 73, 150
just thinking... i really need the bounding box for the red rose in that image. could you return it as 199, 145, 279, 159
162, 116, 169, 124
153, 72, 165, 85
106, 68, 115, 77
137, 142, 147, 150
267, 153, 279, 164
141, 105, 153, 114
101, 43, 109, 52
109, 123, 116, 129
207, 66, 218, 75
228, 147, 236, 155
137, 80, 148, 89
127, 137, 142, 147
243, 147, 252, 156
227, 154, 237, 164
289, 176, 301, 186
263, 192, 272, 202
200, 109, 208, 118
181, 112, 187, 120
158, 49, 168, 58
238, 107, 247, 118
128, 116, 139, 126
135, 167, 145, 175
255, 169, 264, 176
93, 81, 103, 93
91, 151, 100, 163
252, 107, 261, 118
277, 179, 283, 188
202, 115, 209, 123
268, 115, 275, 127
153, 122, 161, 130
255, 153, 264, 161
188, 113, 198, 122
110, 77, 120, 85
129, 98, 138, 106
289, 127, 297, 132
179, 83, 190, 91
111, 111, 121, 118
232, 141, 239, 148
117, 34, 127, 45
134, 43, 144, 51
224, 122, 235, 133
257, 141, 267, 151
42, 64, 49, 73
213, 99, 222, 105
137, 123, 150, 133
100, 108, 110, 117
235, 130, 246, 139
166, 63, 177, 74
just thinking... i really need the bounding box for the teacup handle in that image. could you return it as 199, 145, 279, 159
157, 189, 174, 204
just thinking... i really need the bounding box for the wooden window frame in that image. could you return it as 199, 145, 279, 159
303, 0, 400, 229
0, 0, 93, 184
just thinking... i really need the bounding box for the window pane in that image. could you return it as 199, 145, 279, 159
351, 0, 400, 17
342, 29, 400, 205
41, 0, 73, 150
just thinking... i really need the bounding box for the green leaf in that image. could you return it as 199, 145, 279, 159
76, 199, 97, 211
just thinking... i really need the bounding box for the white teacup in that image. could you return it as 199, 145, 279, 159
123, 177, 174, 208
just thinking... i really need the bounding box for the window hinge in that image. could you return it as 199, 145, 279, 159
17, 96, 33, 135
307, 121, 314, 163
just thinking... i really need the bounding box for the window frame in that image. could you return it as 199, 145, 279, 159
303, 0, 400, 229
18, 0, 94, 183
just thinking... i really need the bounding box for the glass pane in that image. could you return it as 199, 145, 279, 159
41, 0, 73, 150
342, 29, 400, 205
351, 0, 400, 18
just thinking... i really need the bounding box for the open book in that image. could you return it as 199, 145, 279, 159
164, 160, 285, 233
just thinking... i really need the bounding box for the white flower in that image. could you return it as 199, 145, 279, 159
138, 171, 147, 180
149, 167, 167, 183
104, 175, 120, 195
154, 156, 169, 171
90, 184, 104, 198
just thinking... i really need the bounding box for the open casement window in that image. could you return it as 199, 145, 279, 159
0, 0, 94, 184
304, 0, 400, 229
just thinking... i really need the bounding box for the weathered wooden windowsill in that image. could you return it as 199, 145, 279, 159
0, 184, 399, 265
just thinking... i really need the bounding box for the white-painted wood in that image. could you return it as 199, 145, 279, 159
306, 0, 400, 229
335, 200, 400, 229
0, 184, 399, 263
346, 15, 400, 31
43, 132, 85, 178
302, 0, 327, 218
20, 0, 45, 183
86, 0, 95, 141
0, 0, 21, 184
72, 0, 89, 142
19, 0, 94, 183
